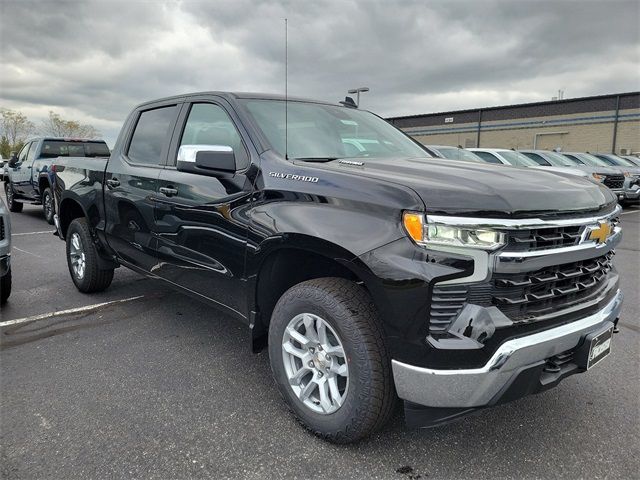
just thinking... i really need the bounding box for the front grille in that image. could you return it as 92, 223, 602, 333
0, 217, 4, 241
505, 225, 583, 252
604, 175, 624, 189
489, 252, 614, 322
429, 252, 615, 333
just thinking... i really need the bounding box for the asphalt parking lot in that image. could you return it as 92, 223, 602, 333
1, 201, 639, 480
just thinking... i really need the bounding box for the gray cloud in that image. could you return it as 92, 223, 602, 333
1, 0, 638, 146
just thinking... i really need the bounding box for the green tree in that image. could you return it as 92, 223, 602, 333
0, 136, 11, 159
40, 111, 100, 139
0, 109, 35, 151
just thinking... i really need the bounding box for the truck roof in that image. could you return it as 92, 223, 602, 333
24, 136, 107, 143
133, 91, 342, 110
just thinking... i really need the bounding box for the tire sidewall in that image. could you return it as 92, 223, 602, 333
66, 220, 91, 291
42, 187, 54, 224
268, 284, 375, 435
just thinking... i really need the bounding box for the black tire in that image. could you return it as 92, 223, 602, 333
42, 187, 55, 224
1, 267, 11, 305
66, 217, 114, 293
5, 183, 23, 213
268, 277, 396, 443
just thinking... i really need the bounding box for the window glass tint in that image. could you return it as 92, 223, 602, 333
521, 152, 550, 166
474, 151, 503, 164
561, 154, 584, 165
243, 99, 426, 160
437, 147, 482, 162
180, 103, 248, 168
40, 141, 110, 158
128, 106, 177, 165
18, 143, 31, 163
499, 151, 537, 167
26, 143, 37, 162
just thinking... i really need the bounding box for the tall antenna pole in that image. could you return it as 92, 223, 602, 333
285, 18, 288, 160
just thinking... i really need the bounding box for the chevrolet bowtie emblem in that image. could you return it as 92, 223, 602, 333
588, 221, 612, 244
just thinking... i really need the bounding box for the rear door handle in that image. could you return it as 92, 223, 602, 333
106, 178, 120, 188
159, 186, 178, 197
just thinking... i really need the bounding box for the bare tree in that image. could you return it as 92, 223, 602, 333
40, 111, 101, 139
0, 109, 35, 147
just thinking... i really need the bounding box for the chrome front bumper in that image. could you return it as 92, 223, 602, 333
392, 289, 623, 408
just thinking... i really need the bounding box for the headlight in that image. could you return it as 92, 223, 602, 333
592, 173, 606, 182
403, 212, 505, 250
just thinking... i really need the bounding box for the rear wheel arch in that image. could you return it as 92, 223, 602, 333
59, 197, 87, 239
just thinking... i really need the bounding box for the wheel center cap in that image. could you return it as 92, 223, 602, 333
313, 351, 328, 369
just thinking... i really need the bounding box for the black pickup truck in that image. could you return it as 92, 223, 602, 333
52, 92, 623, 443
5, 137, 110, 223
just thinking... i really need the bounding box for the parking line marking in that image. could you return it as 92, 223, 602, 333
0, 296, 145, 328
12, 230, 56, 236
13, 247, 45, 259
620, 209, 640, 215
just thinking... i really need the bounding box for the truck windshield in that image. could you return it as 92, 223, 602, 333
40, 140, 110, 158
543, 151, 580, 166
571, 153, 612, 167
435, 147, 482, 162
498, 151, 538, 167
242, 99, 427, 160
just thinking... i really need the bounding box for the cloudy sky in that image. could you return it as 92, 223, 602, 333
1, 0, 639, 146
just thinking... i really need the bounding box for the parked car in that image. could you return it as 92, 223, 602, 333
1, 197, 11, 305
5, 137, 110, 223
424, 145, 484, 162
519, 149, 612, 181
53, 92, 623, 443
591, 154, 640, 205
620, 155, 640, 167
469, 148, 541, 167
558, 152, 635, 203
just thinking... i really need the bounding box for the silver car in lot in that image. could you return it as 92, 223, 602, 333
519, 149, 615, 182
1, 197, 11, 304
559, 152, 637, 204
469, 147, 595, 179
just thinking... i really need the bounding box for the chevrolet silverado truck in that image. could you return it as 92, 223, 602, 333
5, 137, 110, 223
52, 92, 623, 443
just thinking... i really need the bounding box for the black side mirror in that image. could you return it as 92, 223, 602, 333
8, 153, 18, 167
177, 145, 237, 176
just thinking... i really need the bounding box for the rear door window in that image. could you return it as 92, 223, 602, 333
128, 106, 178, 165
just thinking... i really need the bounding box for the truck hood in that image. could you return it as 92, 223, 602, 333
306, 157, 616, 216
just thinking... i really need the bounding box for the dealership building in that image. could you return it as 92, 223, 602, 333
387, 91, 640, 155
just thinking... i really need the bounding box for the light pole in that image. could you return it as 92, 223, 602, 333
348, 87, 369, 107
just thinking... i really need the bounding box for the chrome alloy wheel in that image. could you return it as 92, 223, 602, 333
69, 232, 86, 279
282, 313, 349, 414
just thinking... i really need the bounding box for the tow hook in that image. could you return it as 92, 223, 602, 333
613, 317, 620, 334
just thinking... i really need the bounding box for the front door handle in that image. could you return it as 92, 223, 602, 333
106, 178, 120, 188
159, 186, 178, 197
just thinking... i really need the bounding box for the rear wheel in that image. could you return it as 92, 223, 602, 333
42, 187, 55, 224
268, 277, 396, 443
5, 183, 23, 213
66, 217, 114, 293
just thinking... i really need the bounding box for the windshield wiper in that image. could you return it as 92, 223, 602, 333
294, 157, 340, 163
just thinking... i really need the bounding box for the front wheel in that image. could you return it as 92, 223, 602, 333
268, 277, 396, 443
5, 183, 23, 213
42, 187, 55, 224
66, 217, 114, 293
